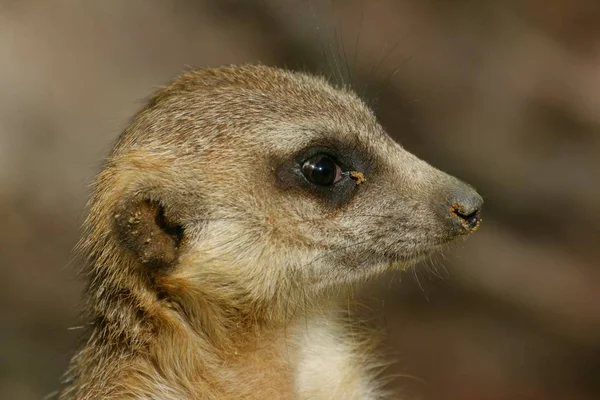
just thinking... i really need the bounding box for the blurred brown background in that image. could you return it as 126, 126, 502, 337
2, 1, 600, 399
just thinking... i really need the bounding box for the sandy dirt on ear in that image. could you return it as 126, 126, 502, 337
2, 1, 600, 399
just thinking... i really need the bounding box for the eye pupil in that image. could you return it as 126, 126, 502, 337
302, 155, 339, 186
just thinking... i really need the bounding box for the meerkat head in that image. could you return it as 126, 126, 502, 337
82, 65, 482, 326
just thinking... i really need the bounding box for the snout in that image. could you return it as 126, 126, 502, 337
444, 181, 483, 234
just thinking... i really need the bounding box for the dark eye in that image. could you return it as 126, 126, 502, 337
301, 155, 343, 186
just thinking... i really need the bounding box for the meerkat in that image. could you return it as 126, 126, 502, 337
59, 64, 482, 400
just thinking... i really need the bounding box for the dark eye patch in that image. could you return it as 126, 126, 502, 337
272, 137, 371, 208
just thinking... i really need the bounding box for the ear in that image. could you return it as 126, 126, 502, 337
113, 198, 184, 271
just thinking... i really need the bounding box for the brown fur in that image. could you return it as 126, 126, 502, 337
59, 64, 482, 399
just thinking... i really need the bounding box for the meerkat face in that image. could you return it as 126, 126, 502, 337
103, 65, 482, 305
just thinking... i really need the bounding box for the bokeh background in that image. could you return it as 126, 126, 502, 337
2, 1, 600, 399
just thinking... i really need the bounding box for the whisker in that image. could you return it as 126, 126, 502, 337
411, 265, 429, 301
352, 0, 365, 80
370, 41, 399, 79
328, 32, 345, 85
336, 25, 353, 85
42, 390, 60, 400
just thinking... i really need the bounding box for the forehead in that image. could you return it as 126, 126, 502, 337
193, 66, 385, 150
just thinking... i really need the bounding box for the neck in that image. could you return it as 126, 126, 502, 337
85, 261, 339, 353
67, 256, 351, 399
157, 272, 337, 350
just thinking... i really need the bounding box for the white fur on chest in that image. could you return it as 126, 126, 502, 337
290, 315, 384, 400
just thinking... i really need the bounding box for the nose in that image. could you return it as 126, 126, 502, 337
447, 183, 483, 233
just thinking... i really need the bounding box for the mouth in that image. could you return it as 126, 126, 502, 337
384, 233, 465, 272
385, 247, 440, 272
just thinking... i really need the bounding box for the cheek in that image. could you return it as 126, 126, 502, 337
267, 215, 337, 253
263, 194, 340, 242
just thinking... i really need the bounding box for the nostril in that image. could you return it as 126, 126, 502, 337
444, 180, 483, 233
451, 205, 480, 229
464, 211, 480, 229
450, 202, 482, 231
